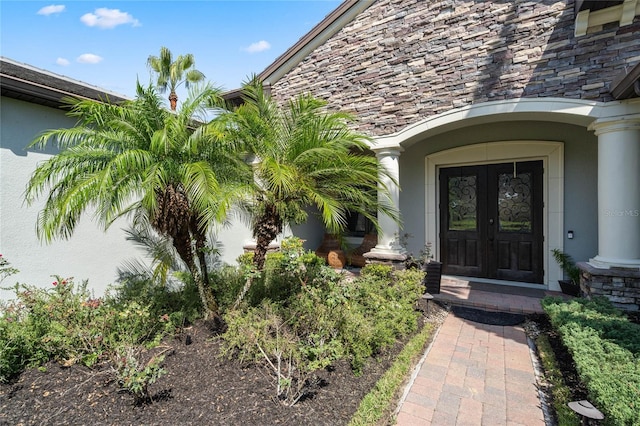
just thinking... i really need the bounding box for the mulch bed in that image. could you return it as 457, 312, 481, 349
0, 299, 447, 426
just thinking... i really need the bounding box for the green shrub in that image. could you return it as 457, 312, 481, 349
359, 263, 393, 280
542, 297, 640, 426
209, 265, 245, 312
113, 345, 166, 405
222, 258, 425, 401
340, 269, 423, 372
244, 237, 327, 306
111, 272, 202, 328
0, 278, 167, 383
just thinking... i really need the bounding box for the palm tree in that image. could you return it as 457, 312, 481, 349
216, 78, 400, 272
147, 46, 205, 111
25, 82, 248, 319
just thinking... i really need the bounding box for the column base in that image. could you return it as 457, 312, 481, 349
588, 256, 640, 270
363, 247, 407, 270
243, 241, 281, 253
578, 262, 640, 311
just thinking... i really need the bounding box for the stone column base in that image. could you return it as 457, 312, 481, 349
363, 250, 408, 270
578, 262, 640, 312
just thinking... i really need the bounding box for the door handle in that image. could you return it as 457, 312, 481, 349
489, 218, 494, 241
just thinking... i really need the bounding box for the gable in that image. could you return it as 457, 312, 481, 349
266, 0, 640, 136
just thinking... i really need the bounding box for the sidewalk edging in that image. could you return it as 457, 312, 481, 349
527, 333, 555, 426
392, 310, 450, 419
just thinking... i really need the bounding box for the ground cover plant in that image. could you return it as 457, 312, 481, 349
542, 296, 640, 425
532, 323, 581, 425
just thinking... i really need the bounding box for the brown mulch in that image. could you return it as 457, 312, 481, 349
0, 299, 447, 426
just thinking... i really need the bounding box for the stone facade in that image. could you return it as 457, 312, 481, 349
578, 262, 640, 311
270, 0, 640, 136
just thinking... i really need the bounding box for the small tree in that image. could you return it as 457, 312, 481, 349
216, 78, 400, 272
25, 82, 245, 320
147, 46, 205, 110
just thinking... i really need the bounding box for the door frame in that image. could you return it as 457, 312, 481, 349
425, 141, 565, 288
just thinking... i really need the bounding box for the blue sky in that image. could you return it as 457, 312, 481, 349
1, 1, 342, 99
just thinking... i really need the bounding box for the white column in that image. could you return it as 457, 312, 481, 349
588, 115, 640, 269
369, 147, 405, 256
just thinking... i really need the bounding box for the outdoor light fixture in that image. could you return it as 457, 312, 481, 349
568, 400, 604, 425
568, 230, 574, 239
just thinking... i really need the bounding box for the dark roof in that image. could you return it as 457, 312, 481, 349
1, 57, 129, 108
258, 0, 362, 83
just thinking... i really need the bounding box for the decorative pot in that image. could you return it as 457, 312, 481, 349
559, 279, 580, 297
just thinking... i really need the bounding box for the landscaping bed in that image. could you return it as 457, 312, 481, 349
0, 299, 446, 426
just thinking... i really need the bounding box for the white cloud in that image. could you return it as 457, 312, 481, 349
80, 8, 140, 29
243, 40, 271, 53
76, 53, 103, 64
37, 5, 65, 16
56, 57, 70, 66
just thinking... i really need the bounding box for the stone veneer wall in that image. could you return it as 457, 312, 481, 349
270, 0, 640, 136
578, 262, 640, 312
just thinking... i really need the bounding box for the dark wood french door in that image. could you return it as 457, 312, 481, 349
439, 161, 544, 284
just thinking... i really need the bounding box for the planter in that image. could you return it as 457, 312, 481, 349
423, 261, 442, 294
559, 279, 580, 297
315, 233, 346, 268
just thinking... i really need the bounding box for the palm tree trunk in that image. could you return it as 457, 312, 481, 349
191, 266, 219, 319
233, 206, 282, 308
172, 224, 218, 319
154, 185, 218, 319
252, 205, 282, 270
169, 92, 178, 111
192, 218, 210, 287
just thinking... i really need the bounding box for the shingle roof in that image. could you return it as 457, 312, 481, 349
0, 56, 129, 108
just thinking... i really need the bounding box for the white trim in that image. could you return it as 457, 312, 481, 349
575, 0, 640, 37
370, 97, 640, 151
425, 141, 565, 290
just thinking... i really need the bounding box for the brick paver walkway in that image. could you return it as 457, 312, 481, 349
396, 314, 546, 425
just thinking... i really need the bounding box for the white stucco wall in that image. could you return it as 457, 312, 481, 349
0, 97, 152, 299
0, 96, 258, 300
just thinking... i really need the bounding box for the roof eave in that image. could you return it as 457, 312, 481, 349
1, 56, 129, 108
611, 62, 640, 100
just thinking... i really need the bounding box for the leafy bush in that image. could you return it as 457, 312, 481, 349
113, 345, 166, 405
244, 237, 327, 306
209, 265, 246, 311
0, 278, 168, 383
359, 263, 393, 280
542, 296, 640, 425
222, 253, 425, 404
111, 271, 203, 328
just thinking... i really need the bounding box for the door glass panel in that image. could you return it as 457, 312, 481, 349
498, 171, 532, 232
448, 175, 477, 231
